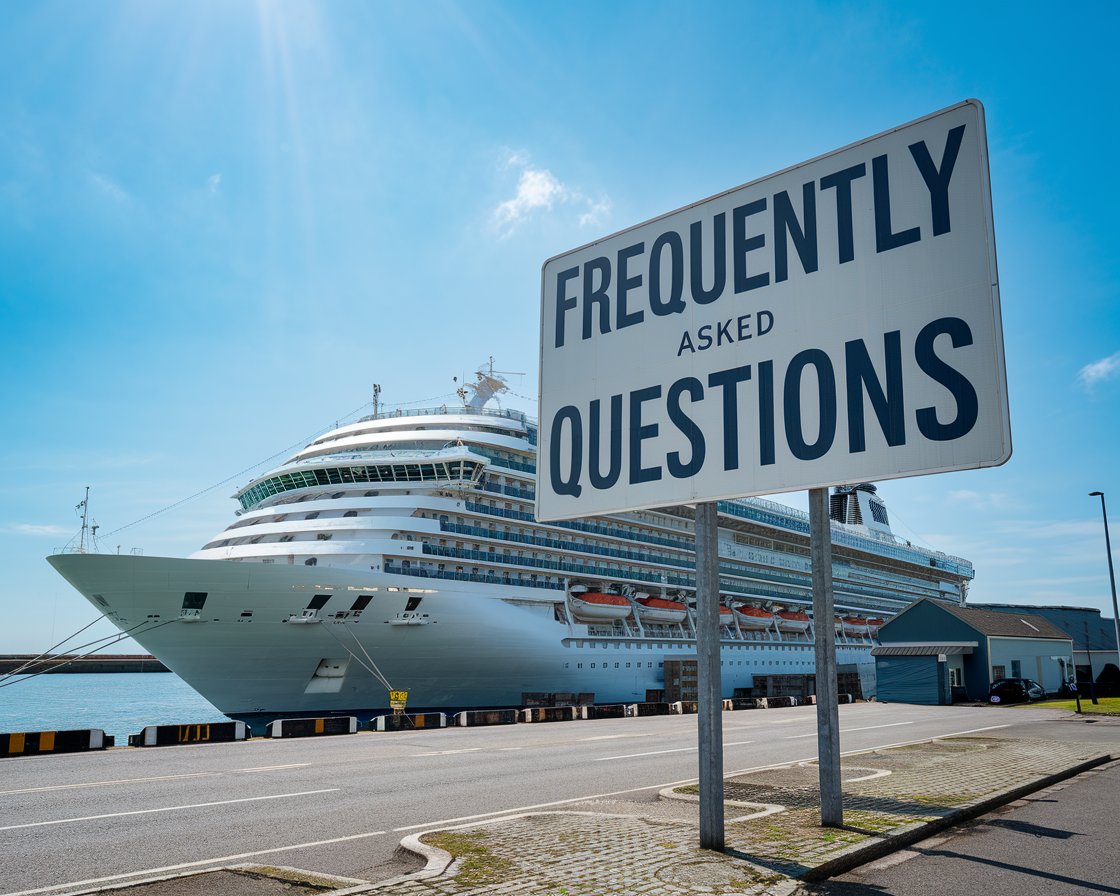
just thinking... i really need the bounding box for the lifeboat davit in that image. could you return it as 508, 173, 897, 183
866, 618, 885, 635
842, 617, 870, 637
775, 610, 811, 633
569, 591, 633, 621
734, 605, 775, 630
634, 595, 688, 624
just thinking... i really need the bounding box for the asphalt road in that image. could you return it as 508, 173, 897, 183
811, 752, 1120, 896
0, 702, 1106, 896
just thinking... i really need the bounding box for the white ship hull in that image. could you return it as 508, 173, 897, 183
49, 553, 873, 724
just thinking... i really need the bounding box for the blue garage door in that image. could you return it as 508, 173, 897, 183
876, 655, 943, 704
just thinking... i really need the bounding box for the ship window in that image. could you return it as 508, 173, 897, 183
405, 596, 423, 611
332, 492, 344, 499
305, 557, 318, 566
344, 510, 358, 518
182, 592, 208, 610
317, 533, 333, 541
305, 512, 320, 520
307, 594, 331, 611
350, 595, 373, 613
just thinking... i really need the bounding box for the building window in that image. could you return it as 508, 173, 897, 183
992, 665, 1006, 680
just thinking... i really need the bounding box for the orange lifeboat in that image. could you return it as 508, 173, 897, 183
866, 618, 885, 635
775, 610, 811, 633
634, 595, 688, 624
734, 605, 775, 630
842, 616, 870, 637
569, 591, 633, 621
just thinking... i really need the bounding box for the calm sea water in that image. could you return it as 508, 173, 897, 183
0, 673, 223, 741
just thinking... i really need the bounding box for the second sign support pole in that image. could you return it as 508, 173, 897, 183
695, 500, 725, 850
809, 487, 843, 827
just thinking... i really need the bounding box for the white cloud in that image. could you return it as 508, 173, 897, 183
1079, 351, 1120, 388
10, 524, 72, 537
947, 489, 1013, 510
579, 198, 612, 229
207, 173, 222, 194
492, 152, 610, 238
88, 171, 129, 203
494, 166, 567, 234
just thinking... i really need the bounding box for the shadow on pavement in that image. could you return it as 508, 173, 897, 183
982, 817, 1079, 839
916, 848, 1120, 895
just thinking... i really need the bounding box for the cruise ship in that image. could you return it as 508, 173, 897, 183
49, 365, 974, 726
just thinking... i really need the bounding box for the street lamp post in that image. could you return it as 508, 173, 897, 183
1089, 491, 1120, 696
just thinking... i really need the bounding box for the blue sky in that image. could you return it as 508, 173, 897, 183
1, 1, 1118, 653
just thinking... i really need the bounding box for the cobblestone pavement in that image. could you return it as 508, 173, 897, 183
362, 736, 1112, 896
84, 736, 1113, 896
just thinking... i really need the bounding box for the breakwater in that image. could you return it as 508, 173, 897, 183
0, 654, 169, 674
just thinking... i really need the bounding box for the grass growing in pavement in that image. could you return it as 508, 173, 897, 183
1031, 697, 1120, 714
422, 832, 518, 887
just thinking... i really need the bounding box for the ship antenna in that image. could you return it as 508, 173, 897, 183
460, 358, 525, 412
77, 486, 90, 555
372, 384, 381, 418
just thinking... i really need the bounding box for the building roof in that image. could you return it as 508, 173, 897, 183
937, 602, 1072, 641
872, 643, 976, 657
975, 603, 1117, 650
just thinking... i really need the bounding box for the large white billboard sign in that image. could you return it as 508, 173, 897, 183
537, 100, 1009, 522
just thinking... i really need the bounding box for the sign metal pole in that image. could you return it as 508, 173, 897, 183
809, 487, 843, 827
695, 500, 725, 850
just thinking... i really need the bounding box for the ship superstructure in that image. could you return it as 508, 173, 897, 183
50, 366, 974, 723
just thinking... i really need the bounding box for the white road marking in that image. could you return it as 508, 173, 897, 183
594, 739, 754, 761
417, 748, 482, 756
579, 733, 658, 741
0, 773, 217, 796
0, 789, 340, 832
0, 828, 389, 896
724, 717, 807, 729
233, 763, 311, 772
497, 747, 523, 751
0, 764, 309, 797
784, 721, 915, 739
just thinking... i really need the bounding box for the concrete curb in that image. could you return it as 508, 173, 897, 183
658, 783, 786, 822
798, 752, 1116, 883
369, 834, 454, 888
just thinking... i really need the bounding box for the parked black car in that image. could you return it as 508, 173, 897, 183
989, 678, 1045, 704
